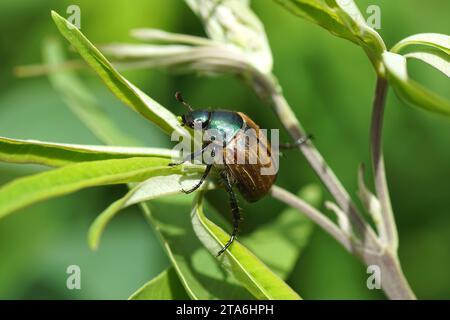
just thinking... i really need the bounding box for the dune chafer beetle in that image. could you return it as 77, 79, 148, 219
170, 92, 310, 256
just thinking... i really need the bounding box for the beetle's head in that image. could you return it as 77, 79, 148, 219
176, 92, 209, 129
181, 110, 210, 129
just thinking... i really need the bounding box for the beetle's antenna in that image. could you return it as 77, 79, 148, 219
175, 91, 194, 112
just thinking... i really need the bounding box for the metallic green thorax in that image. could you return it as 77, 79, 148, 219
189, 110, 210, 125
206, 111, 244, 144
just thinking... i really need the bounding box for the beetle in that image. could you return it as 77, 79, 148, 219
170, 92, 310, 256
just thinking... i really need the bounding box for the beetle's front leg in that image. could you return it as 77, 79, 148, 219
168, 143, 210, 167
217, 169, 241, 257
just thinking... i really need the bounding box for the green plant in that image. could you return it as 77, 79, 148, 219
1, 1, 449, 299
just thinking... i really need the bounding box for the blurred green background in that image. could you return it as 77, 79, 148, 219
0, 0, 449, 299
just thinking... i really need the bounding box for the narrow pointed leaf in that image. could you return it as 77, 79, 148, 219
390, 33, 450, 77
357, 165, 382, 233
405, 50, 450, 77
47, 13, 252, 300
325, 201, 351, 236
88, 172, 213, 250
43, 37, 139, 146
131, 28, 215, 46
383, 51, 450, 117
241, 184, 319, 279
185, 0, 273, 73
51, 11, 189, 139
391, 33, 450, 55
0, 157, 201, 219
273, 0, 386, 70
0, 136, 176, 167
129, 267, 190, 300
101, 43, 194, 59
191, 194, 301, 300
141, 195, 253, 300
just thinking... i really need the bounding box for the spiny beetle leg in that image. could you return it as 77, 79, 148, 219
182, 164, 212, 194
279, 134, 313, 149
168, 144, 209, 167
217, 234, 236, 257
217, 170, 241, 257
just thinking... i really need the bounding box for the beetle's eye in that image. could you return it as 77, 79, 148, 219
193, 119, 204, 128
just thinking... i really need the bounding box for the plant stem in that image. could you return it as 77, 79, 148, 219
255, 74, 378, 249
272, 184, 416, 299
368, 77, 415, 299
370, 77, 398, 249
270, 185, 352, 251
364, 250, 416, 299
252, 71, 416, 300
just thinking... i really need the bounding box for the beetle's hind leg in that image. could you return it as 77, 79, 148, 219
217, 170, 241, 257
279, 134, 313, 149
182, 164, 212, 194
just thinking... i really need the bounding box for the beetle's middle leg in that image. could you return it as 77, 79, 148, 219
178, 144, 217, 194
217, 170, 241, 257
182, 164, 212, 194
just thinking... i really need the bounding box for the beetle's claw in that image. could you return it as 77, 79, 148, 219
216, 235, 236, 257
181, 188, 194, 194
216, 247, 226, 257
168, 162, 181, 167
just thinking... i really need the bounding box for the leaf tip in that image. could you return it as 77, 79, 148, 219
50, 10, 60, 21
87, 229, 100, 251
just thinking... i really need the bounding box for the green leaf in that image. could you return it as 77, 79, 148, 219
129, 267, 190, 300
0, 136, 176, 167
0, 157, 202, 219
51, 11, 189, 140
273, 0, 355, 41
391, 33, 450, 55
191, 193, 302, 300
357, 165, 382, 237
43, 37, 139, 147
44, 26, 241, 301
102, 43, 252, 82
273, 0, 386, 70
101, 43, 194, 60
48, 11, 257, 300
405, 50, 450, 78
383, 51, 450, 117
88, 173, 214, 250
131, 28, 215, 46
390, 33, 450, 77
142, 195, 254, 299
242, 184, 319, 279
185, 0, 273, 73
